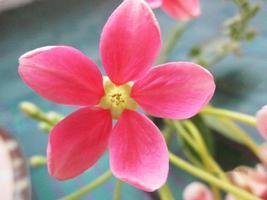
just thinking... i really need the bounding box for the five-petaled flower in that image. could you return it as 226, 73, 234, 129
146, 0, 201, 20
18, 0, 215, 191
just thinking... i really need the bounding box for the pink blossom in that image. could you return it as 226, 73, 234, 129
18, 0, 215, 191
256, 106, 267, 167
183, 182, 213, 200
228, 164, 267, 199
258, 143, 267, 167
256, 105, 267, 140
145, 0, 201, 20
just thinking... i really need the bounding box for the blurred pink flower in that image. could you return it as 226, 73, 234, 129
18, 0, 215, 191
183, 179, 264, 200
256, 105, 267, 140
146, 0, 201, 20
258, 143, 267, 167
183, 182, 213, 200
228, 164, 267, 199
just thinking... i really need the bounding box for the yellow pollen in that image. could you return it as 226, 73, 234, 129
98, 77, 138, 119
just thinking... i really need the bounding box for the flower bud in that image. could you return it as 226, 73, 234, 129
46, 111, 63, 123
256, 106, 267, 140
258, 143, 267, 167
19, 101, 40, 117
183, 182, 213, 200
29, 155, 47, 167
228, 164, 267, 199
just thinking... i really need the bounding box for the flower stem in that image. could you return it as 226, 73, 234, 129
60, 170, 112, 200
201, 106, 260, 156
181, 120, 228, 182
158, 184, 175, 200
113, 180, 123, 200
219, 118, 260, 155
157, 22, 188, 64
162, 125, 174, 145
173, 122, 203, 167
168, 152, 260, 200
201, 106, 256, 126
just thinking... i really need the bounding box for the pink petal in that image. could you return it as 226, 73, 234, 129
100, 0, 161, 85
19, 46, 104, 106
162, 0, 201, 20
109, 110, 168, 191
145, 0, 162, 8
256, 106, 267, 140
47, 107, 112, 180
131, 62, 215, 119
183, 182, 213, 200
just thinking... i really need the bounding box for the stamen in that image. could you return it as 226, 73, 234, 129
98, 77, 138, 119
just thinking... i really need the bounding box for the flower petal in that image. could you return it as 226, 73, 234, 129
109, 110, 168, 191
145, 0, 162, 8
47, 107, 112, 180
19, 46, 104, 106
131, 62, 215, 119
162, 0, 201, 20
256, 106, 267, 140
100, 0, 161, 85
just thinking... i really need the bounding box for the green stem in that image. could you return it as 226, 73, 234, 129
169, 152, 260, 200
158, 184, 175, 200
113, 180, 123, 200
201, 106, 256, 126
61, 170, 112, 200
157, 22, 187, 64
162, 125, 174, 145
182, 121, 228, 182
211, 186, 222, 200
172, 120, 232, 199
219, 118, 259, 155
173, 121, 203, 166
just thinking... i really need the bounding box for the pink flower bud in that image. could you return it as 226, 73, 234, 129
256, 106, 267, 140
258, 143, 267, 167
228, 165, 267, 199
183, 182, 213, 200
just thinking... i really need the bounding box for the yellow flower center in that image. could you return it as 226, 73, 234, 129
98, 77, 138, 119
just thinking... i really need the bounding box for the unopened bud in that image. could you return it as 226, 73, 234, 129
183, 182, 213, 200
29, 155, 47, 167
19, 101, 40, 117
38, 122, 52, 133
46, 111, 63, 123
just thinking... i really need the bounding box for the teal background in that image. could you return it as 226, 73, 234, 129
0, 0, 267, 199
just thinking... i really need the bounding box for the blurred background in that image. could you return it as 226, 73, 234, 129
0, 0, 267, 199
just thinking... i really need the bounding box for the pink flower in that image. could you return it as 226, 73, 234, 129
256, 105, 267, 140
256, 106, 267, 167
183, 182, 213, 200
258, 144, 267, 168
18, 0, 215, 191
146, 0, 201, 20
228, 164, 267, 199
